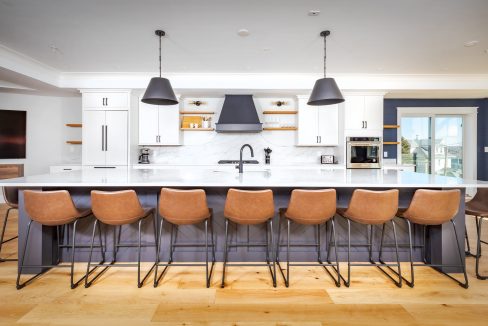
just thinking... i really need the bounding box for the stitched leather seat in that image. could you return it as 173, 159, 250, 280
224, 189, 274, 225
400, 189, 460, 225
284, 189, 336, 225
466, 188, 488, 217
159, 188, 211, 225
338, 189, 399, 225
24, 190, 91, 226
91, 190, 152, 225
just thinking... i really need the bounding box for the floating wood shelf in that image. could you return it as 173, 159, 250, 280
263, 127, 297, 131
262, 111, 298, 115
66, 123, 82, 127
384, 125, 400, 129
180, 111, 215, 115
66, 140, 82, 145
383, 141, 400, 145
180, 128, 215, 131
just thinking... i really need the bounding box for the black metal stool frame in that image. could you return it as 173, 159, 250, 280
154, 213, 216, 288
17, 216, 104, 289
221, 218, 277, 288
0, 205, 18, 262
85, 211, 157, 288
330, 218, 402, 288
275, 209, 341, 287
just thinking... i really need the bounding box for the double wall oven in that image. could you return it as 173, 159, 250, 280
346, 137, 382, 169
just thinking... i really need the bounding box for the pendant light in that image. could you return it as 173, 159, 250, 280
307, 30, 344, 106
142, 30, 178, 105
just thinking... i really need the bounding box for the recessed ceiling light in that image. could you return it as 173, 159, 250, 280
464, 40, 479, 47
237, 29, 250, 37
49, 44, 62, 54
308, 10, 320, 16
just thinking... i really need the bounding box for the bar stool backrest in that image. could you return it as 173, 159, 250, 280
91, 190, 145, 225
285, 189, 336, 224
467, 188, 488, 212
224, 188, 274, 225
159, 188, 210, 225
2, 187, 19, 208
345, 189, 399, 224
24, 190, 79, 226
403, 189, 460, 225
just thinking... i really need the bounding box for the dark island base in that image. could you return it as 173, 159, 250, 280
17, 187, 466, 274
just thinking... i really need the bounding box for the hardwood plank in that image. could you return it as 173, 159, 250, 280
0, 304, 35, 324
215, 289, 332, 304
403, 304, 488, 326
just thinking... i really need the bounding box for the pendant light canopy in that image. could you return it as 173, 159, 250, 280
142, 30, 178, 105
307, 30, 344, 106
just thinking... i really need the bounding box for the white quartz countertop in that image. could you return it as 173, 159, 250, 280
1, 168, 487, 188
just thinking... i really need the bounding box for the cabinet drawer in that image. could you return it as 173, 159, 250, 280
49, 165, 82, 173
83, 92, 129, 109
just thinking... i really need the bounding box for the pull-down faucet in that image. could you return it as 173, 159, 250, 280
237, 144, 254, 173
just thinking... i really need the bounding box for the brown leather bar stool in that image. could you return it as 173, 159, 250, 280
275, 189, 340, 287
465, 188, 488, 280
336, 189, 401, 287
154, 188, 215, 287
17, 190, 95, 289
399, 189, 468, 288
1, 187, 19, 262
86, 190, 156, 288
221, 188, 276, 288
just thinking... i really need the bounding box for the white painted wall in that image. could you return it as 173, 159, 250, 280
0, 92, 81, 201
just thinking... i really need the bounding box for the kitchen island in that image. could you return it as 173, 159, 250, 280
2, 167, 487, 273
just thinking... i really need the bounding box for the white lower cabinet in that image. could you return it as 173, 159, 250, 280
297, 97, 338, 146
138, 100, 180, 145
83, 110, 128, 166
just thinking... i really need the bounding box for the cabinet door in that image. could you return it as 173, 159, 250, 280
138, 101, 159, 145
344, 96, 365, 130
317, 104, 339, 146
297, 100, 319, 145
105, 111, 128, 165
83, 92, 129, 109
158, 104, 181, 145
364, 96, 384, 130
82, 111, 106, 165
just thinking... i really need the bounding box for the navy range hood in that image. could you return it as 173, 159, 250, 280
215, 95, 263, 133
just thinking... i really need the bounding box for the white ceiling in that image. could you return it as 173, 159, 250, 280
0, 0, 487, 74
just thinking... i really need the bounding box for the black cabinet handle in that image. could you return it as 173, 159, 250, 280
105, 125, 108, 151
106, 97, 108, 106
365, 121, 368, 129
101, 125, 105, 151
319, 136, 322, 143
94, 166, 116, 169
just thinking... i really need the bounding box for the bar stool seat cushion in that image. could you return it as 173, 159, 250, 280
91, 190, 153, 226
402, 189, 460, 225
159, 188, 211, 225
284, 189, 336, 225
338, 189, 399, 225
2, 187, 19, 208
224, 189, 274, 225
24, 190, 91, 226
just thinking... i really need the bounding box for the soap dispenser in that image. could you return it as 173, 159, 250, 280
264, 147, 272, 164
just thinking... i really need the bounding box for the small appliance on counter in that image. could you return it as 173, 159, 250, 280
264, 147, 272, 164
138, 148, 151, 164
321, 155, 335, 164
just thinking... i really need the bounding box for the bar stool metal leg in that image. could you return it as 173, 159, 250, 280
1, 207, 18, 262
476, 217, 488, 280
221, 218, 229, 288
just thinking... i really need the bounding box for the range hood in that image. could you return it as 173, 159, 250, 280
215, 95, 262, 133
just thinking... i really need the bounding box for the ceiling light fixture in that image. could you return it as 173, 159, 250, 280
237, 29, 250, 37
308, 10, 320, 16
308, 30, 344, 106
141, 30, 178, 105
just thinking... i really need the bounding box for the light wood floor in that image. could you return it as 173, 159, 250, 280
1, 204, 488, 325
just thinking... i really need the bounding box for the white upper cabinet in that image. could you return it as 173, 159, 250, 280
296, 97, 339, 146
82, 91, 130, 110
138, 99, 180, 146
344, 94, 384, 136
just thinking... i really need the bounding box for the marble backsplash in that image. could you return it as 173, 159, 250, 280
145, 132, 343, 165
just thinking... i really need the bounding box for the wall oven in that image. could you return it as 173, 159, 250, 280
346, 137, 382, 169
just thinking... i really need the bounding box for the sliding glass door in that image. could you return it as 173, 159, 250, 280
400, 115, 464, 177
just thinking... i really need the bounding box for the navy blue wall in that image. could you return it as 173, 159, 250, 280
383, 98, 488, 180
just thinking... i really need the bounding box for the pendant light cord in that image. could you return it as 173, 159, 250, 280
323, 33, 327, 78
158, 33, 162, 77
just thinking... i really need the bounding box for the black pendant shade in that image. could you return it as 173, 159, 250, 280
141, 30, 178, 106
307, 30, 344, 106
142, 77, 178, 105
307, 77, 344, 106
